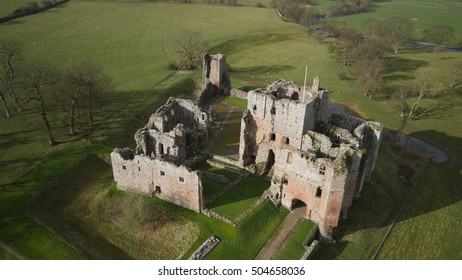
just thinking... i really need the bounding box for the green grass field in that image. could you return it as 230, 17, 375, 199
313, 0, 462, 42
0, 0, 33, 17
0, 0, 461, 259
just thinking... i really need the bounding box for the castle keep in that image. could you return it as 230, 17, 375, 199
111, 54, 383, 237
238, 79, 382, 236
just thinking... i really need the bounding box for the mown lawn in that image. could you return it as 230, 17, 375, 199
276, 219, 317, 260
0, 0, 32, 17
313, 0, 462, 41
208, 175, 270, 220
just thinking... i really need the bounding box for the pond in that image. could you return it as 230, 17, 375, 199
327, 103, 449, 164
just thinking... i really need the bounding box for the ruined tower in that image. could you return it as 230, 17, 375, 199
198, 53, 231, 104
238, 78, 382, 237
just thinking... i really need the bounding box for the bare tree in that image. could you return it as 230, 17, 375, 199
0, 89, 10, 118
61, 65, 85, 135
167, 29, 208, 70
330, 30, 364, 66
0, 39, 25, 112
383, 17, 413, 54
352, 38, 387, 59
394, 75, 434, 144
20, 62, 59, 146
80, 63, 111, 129
351, 57, 385, 99
449, 61, 462, 88
423, 25, 455, 54
299, 8, 322, 29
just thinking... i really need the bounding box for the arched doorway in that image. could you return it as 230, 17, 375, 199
291, 198, 309, 218
291, 199, 306, 210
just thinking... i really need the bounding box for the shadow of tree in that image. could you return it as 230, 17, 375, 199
384, 56, 428, 76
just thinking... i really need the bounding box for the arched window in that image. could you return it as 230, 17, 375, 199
287, 152, 292, 163
319, 164, 326, 175
253, 105, 257, 112
270, 133, 276, 141
316, 186, 322, 198
285, 137, 290, 145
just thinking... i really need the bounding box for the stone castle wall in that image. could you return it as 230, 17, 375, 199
111, 150, 203, 213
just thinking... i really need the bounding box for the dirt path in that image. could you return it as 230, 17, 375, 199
255, 206, 306, 260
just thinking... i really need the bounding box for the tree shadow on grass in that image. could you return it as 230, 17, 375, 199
384, 56, 428, 76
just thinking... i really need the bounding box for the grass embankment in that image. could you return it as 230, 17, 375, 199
0, 142, 105, 259
206, 203, 289, 259
276, 219, 317, 260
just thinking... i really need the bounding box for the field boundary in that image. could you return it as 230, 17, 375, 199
0, 0, 70, 24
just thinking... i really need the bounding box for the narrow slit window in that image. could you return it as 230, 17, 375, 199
316, 187, 322, 198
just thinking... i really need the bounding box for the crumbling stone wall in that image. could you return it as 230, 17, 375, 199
238, 78, 382, 237
135, 97, 212, 160
111, 97, 211, 213
198, 53, 231, 105
111, 149, 203, 213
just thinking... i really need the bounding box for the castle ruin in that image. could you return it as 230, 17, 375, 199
238, 79, 382, 236
111, 53, 383, 238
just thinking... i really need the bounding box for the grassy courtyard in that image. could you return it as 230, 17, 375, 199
208, 175, 270, 221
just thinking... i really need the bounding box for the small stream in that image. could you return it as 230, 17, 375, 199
328, 104, 449, 164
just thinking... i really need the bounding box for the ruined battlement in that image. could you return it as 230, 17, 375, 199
239, 77, 382, 237
134, 97, 212, 161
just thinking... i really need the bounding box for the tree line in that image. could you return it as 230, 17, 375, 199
322, 17, 461, 144
0, 40, 111, 146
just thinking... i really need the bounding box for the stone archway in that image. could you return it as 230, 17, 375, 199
291, 198, 309, 218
